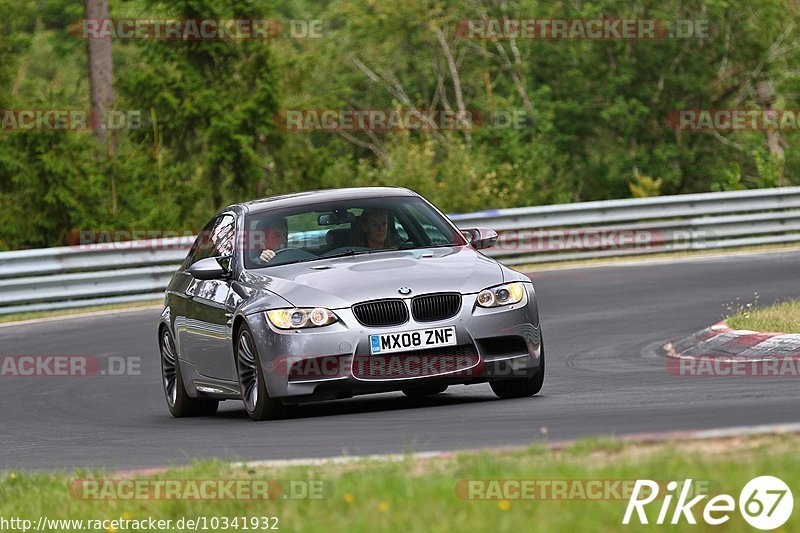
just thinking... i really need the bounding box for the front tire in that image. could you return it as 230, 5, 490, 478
490, 337, 545, 399
235, 324, 291, 421
160, 329, 219, 417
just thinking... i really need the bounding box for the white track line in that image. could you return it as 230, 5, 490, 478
526, 246, 800, 272
232, 422, 800, 469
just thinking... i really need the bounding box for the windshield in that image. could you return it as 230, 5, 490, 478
242, 195, 467, 269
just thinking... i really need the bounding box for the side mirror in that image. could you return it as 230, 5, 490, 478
188, 257, 228, 280
462, 227, 498, 250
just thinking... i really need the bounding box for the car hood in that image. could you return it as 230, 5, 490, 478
237, 246, 504, 309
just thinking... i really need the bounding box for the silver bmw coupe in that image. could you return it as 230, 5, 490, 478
158, 187, 544, 420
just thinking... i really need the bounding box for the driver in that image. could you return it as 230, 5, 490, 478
257, 217, 288, 263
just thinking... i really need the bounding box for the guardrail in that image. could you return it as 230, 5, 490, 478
1, 187, 799, 315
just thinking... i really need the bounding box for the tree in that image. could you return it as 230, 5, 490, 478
84, 0, 115, 143
84, 0, 118, 213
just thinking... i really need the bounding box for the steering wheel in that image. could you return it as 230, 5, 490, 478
256, 247, 289, 262
257, 248, 319, 265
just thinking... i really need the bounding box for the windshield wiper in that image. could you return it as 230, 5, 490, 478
320, 249, 379, 260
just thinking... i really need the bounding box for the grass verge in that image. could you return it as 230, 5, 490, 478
726, 299, 800, 333
3, 433, 800, 532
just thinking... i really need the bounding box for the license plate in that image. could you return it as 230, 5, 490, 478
369, 326, 457, 355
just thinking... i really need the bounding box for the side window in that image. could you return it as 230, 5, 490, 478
211, 215, 236, 258
187, 215, 236, 265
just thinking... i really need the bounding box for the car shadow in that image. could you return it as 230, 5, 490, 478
213, 389, 499, 421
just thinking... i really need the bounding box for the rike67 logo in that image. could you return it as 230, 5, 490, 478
623, 476, 793, 530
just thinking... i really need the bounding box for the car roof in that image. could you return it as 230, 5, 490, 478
239, 186, 418, 214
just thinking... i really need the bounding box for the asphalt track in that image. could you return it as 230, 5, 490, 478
2, 250, 799, 470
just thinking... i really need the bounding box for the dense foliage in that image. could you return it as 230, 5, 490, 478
0, 0, 798, 249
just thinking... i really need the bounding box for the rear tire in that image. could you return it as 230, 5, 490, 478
235, 324, 292, 421
490, 337, 545, 399
160, 329, 219, 417
402, 384, 448, 398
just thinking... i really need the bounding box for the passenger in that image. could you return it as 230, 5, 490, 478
351, 208, 392, 250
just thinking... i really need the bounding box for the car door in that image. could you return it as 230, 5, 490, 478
180, 213, 239, 381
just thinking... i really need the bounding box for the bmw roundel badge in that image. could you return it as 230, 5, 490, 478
398, 287, 412, 295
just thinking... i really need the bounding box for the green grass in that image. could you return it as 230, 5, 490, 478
0, 300, 162, 324
726, 299, 800, 333
3, 434, 800, 532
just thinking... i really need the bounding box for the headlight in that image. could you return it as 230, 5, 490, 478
266, 307, 338, 329
476, 282, 526, 308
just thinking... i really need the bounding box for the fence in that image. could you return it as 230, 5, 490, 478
1, 187, 799, 315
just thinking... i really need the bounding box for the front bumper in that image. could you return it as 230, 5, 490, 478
246, 284, 542, 402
